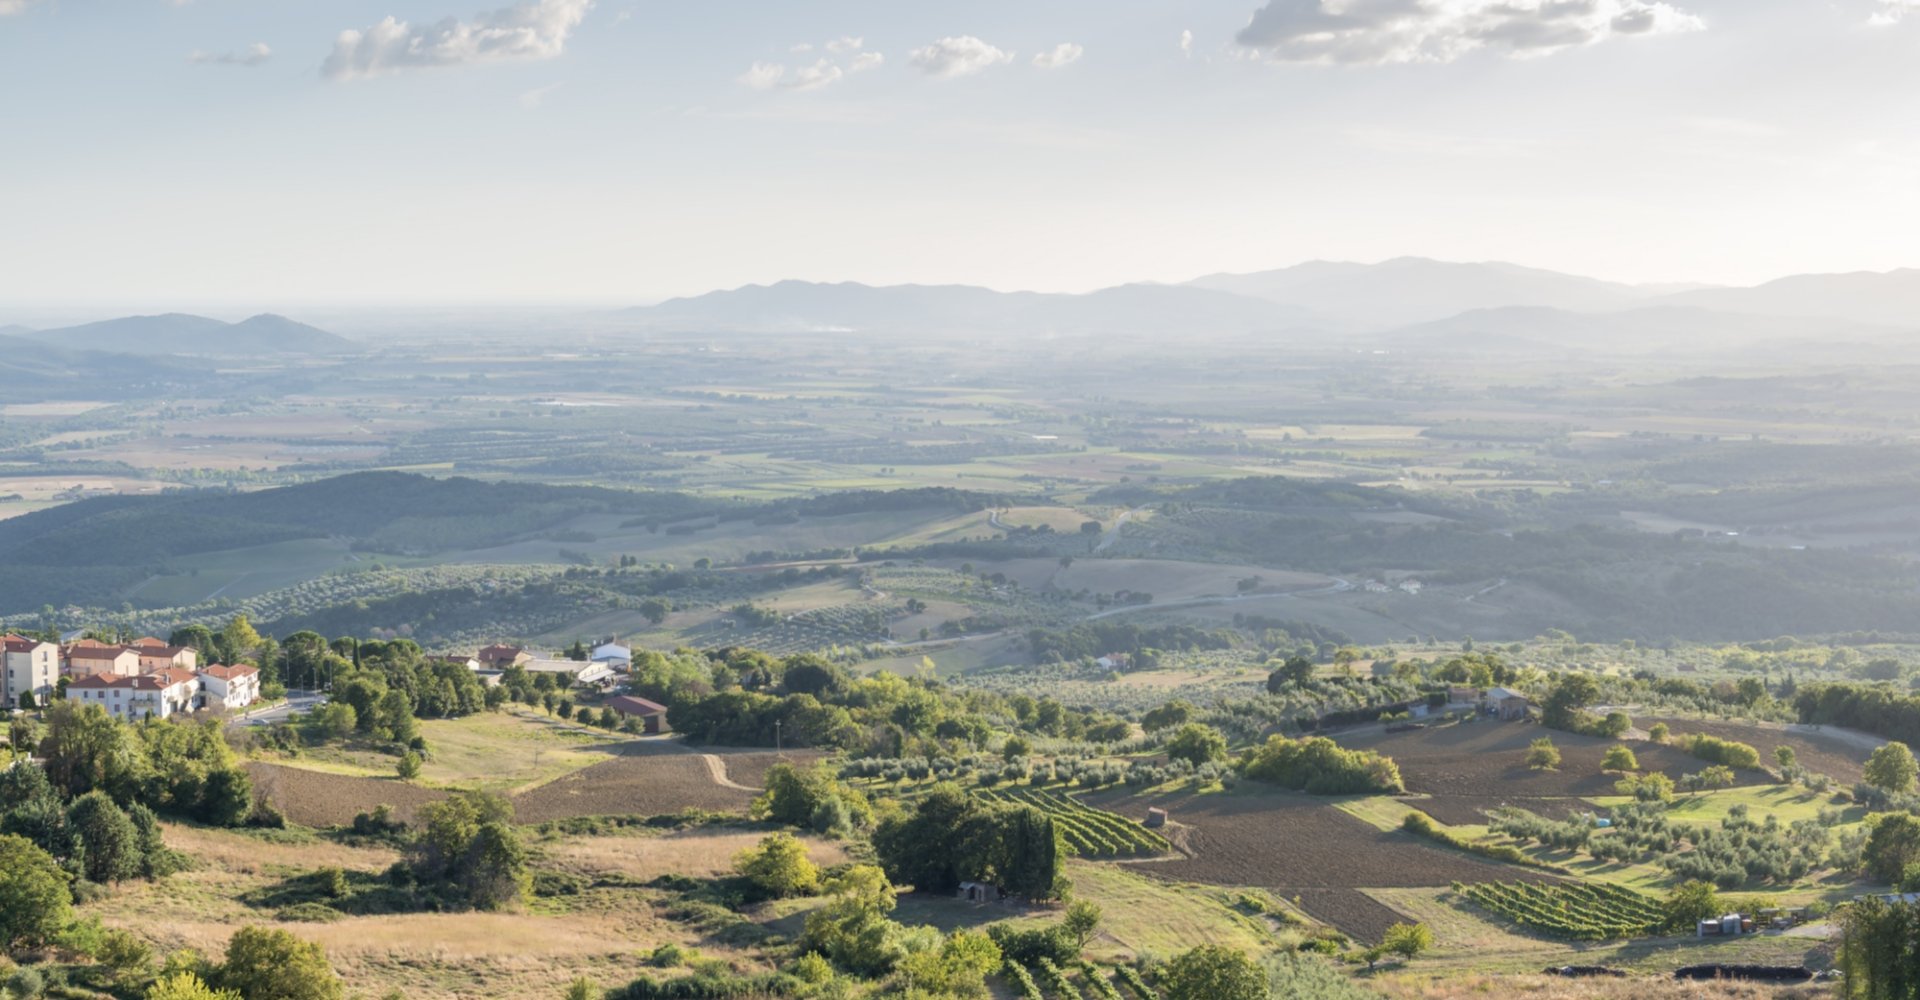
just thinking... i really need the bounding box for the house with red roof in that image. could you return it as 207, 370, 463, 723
69, 667, 202, 721
199, 664, 260, 711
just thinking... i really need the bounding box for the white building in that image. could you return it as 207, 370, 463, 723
523, 658, 615, 687
68, 667, 201, 722
2, 634, 59, 708
199, 664, 261, 711
590, 643, 632, 669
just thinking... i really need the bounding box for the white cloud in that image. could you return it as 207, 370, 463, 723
1870, 0, 1920, 25
189, 42, 273, 67
1235, 0, 1704, 65
1180, 29, 1195, 57
739, 61, 787, 90
909, 36, 1014, 78
323, 0, 592, 81
789, 58, 844, 91
0, 0, 40, 14
739, 38, 883, 91
1032, 42, 1084, 69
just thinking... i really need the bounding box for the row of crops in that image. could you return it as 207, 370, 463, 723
1012, 959, 1157, 1000
1460, 881, 1664, 941
974, 786, 1170, 858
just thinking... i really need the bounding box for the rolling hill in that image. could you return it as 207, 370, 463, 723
1186, 256, 1661, 329
1658, 268, 1920, 327
27, 312, 357, 356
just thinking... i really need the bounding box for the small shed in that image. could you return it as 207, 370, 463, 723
1145, 807, 1169, 829
606, 694, 670, 734
958, 881, 1000, 903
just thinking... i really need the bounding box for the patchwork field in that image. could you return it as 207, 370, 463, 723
1092, 787, 1555, 942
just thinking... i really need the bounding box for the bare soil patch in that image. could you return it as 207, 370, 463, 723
1636, 717, 1873, 786
1337, 720, 1765, 798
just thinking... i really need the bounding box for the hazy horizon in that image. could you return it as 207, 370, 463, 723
5, 0, 1918, 307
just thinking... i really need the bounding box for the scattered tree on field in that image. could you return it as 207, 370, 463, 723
0, 833, 71, 952
1526, 738, 1561, 771
1164, 723, 1228, 766
1156, 945, 1268, 1000
215, 926, 344, 1000
734, 832, 820, 898
1865, 743, 1919, 794
1601, 746, 1638, 772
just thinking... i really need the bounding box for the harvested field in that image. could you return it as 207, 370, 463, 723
251, 741, 825, 828
1636, 717, 1874, 786
545, 829, 849, 882
1337, 720, 1766, 799
513, 753, 754, 823
247, 762, 447, 828
1092, 788, 1552, 942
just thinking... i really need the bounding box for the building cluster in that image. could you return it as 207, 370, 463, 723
462, 640, 667, 733
2, 635, 260, 722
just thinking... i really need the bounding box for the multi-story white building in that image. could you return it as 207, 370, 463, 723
2, 634, 58, 708
198, 664, 260, 711
67, 667, 202, 722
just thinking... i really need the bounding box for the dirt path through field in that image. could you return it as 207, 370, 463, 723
699, 754, 759, 791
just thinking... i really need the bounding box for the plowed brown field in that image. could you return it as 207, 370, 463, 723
1336, 719, 1765, 798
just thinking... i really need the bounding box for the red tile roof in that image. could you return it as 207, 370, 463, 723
200, 664, 257, 680
67, 646, 134, 660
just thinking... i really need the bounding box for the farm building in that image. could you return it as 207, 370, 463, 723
477, 644, 532, 668
605, 694, 669, 733
1145, 807, 1169, 828
592, 643, 633, 669
957, 881, 1000, 903
523, 658, 616, 688
1484, 687, 1532, 720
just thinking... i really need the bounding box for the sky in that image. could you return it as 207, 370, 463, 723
1, 0, 1918, 311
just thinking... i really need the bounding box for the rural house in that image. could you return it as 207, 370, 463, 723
199, 664, 261, 710
477, 644, 532, 668
130, 639, 199, 671
64, 642, 142, 679
1484, 687, 1532, 721
604, 694, 669, 733
957, 881, 1001, 903
1, 634, 58, 707
69, 667, 202, 722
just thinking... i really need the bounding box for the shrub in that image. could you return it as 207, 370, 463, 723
1680, 733, 1761, 770
1238, 735, 1402, 794
1601, 746, 1638, 772
1525, 738, 1561, 771
733, 833, 820, 898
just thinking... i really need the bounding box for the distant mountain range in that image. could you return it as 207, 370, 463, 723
7, 313, 355, 356
615, 280, 1315, 337
1187, 257, 1658, 329
607, 258, 1920, 349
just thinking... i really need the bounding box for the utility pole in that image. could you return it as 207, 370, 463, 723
775, 719, 782, 753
